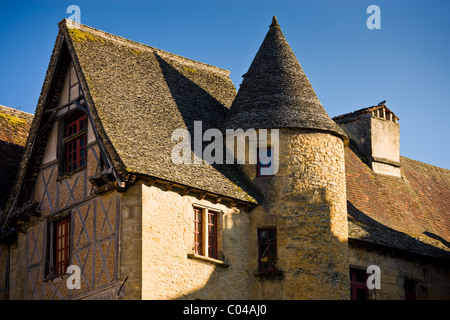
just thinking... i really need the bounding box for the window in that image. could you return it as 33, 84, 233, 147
257, 147, 275, 177
404, 279, 417, 300
258, 228, 277, 273
350, 268, 369, 300
54, 217, 70, 276
207, 210, 218, 259
192, 206, 220, 260
193, 208, 203, 255
64, 110, 87, 174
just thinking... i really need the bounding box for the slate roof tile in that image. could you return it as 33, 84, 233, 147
223, 17, 348, 145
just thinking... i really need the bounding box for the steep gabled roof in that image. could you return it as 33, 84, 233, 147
0, 105, 33, 211
345, 145, 450, 260
223, 17, 348, 144
2, 19, 257, 223
64, 20, 257, 202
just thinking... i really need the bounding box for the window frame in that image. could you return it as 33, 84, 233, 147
54, 217, 70, 276
258, 228, 278, 273
193, 207, 203, 256
350, 268, 369, 300
46, 215, 71, 278
61, 109, 88, 175
207, 210, 218, 259
192, 206, 221, 261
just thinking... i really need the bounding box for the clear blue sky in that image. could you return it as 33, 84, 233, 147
1, 0, 449, 169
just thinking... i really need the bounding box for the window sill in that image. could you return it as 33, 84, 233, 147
254, 270, 284, 280
44, 273, 69, 282
57, 165, 86, 181
187, 253, 229, 269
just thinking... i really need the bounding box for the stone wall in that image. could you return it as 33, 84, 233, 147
137, 179, 251, 300
349, 243, 450, 299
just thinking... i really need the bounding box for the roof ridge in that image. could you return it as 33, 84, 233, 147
333, 104, 398, 121
400, 155, 450, 172
0, 105, 34, 118
59, 19, 231, 77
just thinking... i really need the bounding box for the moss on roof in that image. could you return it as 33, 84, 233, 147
0, 105, 33, 146
0, 112, 27, 126
67, 27, 105, 43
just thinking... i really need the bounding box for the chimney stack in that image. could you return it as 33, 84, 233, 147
333, 103, 401, 177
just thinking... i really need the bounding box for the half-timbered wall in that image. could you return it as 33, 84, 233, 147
21, 191, 120, 300
12, 61, 121, 300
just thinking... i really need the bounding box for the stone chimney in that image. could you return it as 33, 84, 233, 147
333, 104, 401, 177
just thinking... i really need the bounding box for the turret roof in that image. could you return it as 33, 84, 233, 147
223, 17, 348, 145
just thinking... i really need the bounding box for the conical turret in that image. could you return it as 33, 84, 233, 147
224, 16, 348, 144
230, 17, 350, 300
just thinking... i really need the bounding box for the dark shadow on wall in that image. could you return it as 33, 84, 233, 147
423, 231, 450, 250
0, 140, 25, 211
170, 187, 352, 300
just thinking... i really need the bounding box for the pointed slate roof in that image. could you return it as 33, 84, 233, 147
223, 17, 348, 144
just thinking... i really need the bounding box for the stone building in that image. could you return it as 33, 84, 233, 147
0, 17, 448, 300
